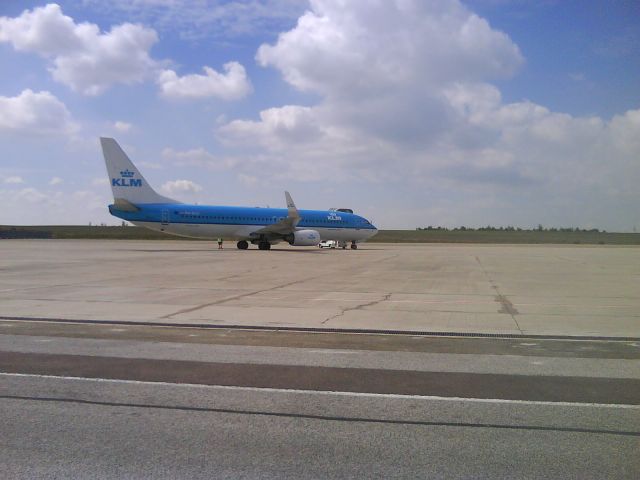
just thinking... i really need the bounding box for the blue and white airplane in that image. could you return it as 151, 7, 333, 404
101, 138, 378, 250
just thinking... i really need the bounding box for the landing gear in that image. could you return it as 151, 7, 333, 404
258, 241, 271, 250
350, 241, 358, 250
237, 240, 249, 250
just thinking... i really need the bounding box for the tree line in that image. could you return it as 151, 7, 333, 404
416, 225, 606, 233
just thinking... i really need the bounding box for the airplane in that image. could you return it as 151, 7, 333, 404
100, 137, 378, 250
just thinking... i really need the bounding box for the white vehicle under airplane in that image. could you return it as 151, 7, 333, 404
100, 137, 378, 250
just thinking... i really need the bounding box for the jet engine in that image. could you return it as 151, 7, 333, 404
286, 229, 320, 246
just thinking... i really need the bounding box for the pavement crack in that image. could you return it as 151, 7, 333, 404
322, 293, 392, 325
496, 294, 519, 316
475, 256, 523, 334
3, 395, 639, 436
166, 256, 395, 321
162, 276, 322, 319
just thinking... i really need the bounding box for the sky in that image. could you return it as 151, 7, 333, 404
0, 0, 638, 231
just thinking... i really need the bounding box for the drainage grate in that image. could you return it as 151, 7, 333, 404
0, 316, 638, 342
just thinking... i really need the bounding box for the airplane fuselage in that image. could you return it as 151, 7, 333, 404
109, 203, 378, 243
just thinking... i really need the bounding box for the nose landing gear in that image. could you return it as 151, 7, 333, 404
350, 241, 358, 250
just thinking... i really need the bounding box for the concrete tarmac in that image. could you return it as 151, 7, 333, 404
2, 240, 640, 477
1, 240, 639, 337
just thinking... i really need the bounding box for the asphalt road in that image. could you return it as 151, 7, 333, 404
1, 320, 639, 479
3, 377, 640, 480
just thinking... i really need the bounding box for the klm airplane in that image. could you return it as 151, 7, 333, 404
101, 138, 378, 250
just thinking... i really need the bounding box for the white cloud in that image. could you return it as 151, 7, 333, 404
0, 89, 76, 135
219, 106, 322, 147
157, 62, 252, 100
223, 0, 525, 152
216, 104, 385, 182
0, 186, 113, 225
162, 147, 240, 170
610, 109, 640, 155
162, 147, 215, 163
91, 178, 110, 187
256, 0, 523, 97
220, 106, 340, 155
4, 176, 24, 184
14, 187, 48, 204
214, 0, 640, 230
2, 179, 105, 219
0, 3, 159, 95
238, 173, 258, 187
72, 190, 103, 203
113, 121, 133, 132
138, 161, 164, 170
161, 179, 203, 195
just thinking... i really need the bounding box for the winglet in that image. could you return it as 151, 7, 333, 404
285, 191, 300, 222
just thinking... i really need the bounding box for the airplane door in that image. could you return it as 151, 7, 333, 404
161, 209, 169, 225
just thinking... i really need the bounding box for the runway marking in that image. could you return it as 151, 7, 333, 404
3, 373, 640, 410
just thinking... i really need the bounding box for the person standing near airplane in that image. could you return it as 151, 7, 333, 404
217, 238, 223, 249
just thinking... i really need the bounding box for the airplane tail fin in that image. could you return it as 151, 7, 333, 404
100, 137, 178, 205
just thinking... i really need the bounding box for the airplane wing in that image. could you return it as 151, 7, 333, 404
252, 191, 300, 236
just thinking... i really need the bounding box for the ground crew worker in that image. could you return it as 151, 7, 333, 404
217, 238, 223, 249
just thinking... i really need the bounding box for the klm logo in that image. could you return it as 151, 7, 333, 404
112, 169, 142, 187
327, 213, 342, 221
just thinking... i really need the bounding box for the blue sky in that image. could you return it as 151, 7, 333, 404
473, 0, 640, 117
0, 0, 638, 231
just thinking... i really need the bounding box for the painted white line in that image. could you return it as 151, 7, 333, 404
2, 372, 639, 410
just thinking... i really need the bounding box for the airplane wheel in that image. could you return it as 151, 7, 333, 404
351, 243, 358, 250
237, 240, 249, 250
258, 241, 271, 250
